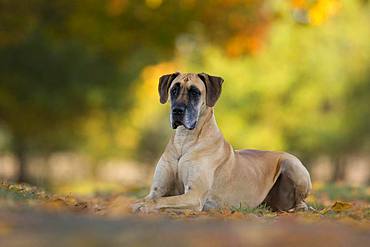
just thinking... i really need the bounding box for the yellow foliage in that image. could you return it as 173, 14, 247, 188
113, 62, 177, 153
130, 62, 177, 129
226, 33, 262, 57
309, 0, 341, 25
145, 0, 163, 9
291, 0, 341, 25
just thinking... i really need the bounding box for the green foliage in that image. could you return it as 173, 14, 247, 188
180, 0, 370, 163
0, 33, 123, 151
231, 203, 273, 216
315, 184, 370, 202
0, 0, 369, 179
0, 0, 265, 159
0, 182, 44, 201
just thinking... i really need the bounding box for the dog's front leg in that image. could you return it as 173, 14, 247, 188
138, 189, 206, 213
138, 170, 210, 213
145, 157, 175, 200
132, 157, 175, 213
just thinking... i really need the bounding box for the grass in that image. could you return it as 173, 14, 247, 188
0, 181, 368, 247
231, 203, 273, 215
314, 183, 370, 202
0, 183, 42, 201
0, 181, 368, 220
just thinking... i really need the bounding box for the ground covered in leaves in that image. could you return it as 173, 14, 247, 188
0, 182, 369, 246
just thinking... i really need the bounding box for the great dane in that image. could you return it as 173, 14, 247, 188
133, 72, 311, 213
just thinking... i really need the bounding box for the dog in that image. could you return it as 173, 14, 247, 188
133, 72, 311, 213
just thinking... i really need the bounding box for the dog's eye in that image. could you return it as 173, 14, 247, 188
190, 88, 200, 97
171, 87, 178, 95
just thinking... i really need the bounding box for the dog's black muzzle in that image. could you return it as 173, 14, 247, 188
171, 105, 185, 129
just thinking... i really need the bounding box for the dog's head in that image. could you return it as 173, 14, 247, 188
158, 72, 223, 130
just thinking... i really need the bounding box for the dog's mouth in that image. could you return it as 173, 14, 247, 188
172, 120, 197, 130
172, 120, 183, 129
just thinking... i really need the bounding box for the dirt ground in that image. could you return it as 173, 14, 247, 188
0, 182, 369, 247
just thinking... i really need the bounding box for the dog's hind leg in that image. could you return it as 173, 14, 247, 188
263, 155, 311, 212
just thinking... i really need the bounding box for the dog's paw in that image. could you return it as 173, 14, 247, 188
131, 201, 159, 214
131, 202, 145, 213
295, 201, 309, 211
288, 201, 309, 212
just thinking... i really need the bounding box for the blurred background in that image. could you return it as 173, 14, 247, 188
0, 0, 369, 196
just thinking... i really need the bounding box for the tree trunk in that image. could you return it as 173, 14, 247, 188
331, 156, 346, 182
14, 141, 29, 183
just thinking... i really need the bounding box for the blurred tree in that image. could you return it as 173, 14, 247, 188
0, 0, 368, 184
148, 0, 369, 180
0, 33, 123, 182
0, 0, 268, 182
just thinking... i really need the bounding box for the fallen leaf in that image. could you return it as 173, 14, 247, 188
331, 201, 352, 212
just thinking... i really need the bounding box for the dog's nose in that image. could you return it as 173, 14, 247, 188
172, 106, 185, 116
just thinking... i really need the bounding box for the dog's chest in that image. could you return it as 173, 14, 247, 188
171, 157, 198, 194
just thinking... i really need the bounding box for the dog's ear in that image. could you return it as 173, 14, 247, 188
158, 72, 180, 104
198, 73, 224, 107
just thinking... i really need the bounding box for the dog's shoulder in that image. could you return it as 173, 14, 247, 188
236, 149, 284, 158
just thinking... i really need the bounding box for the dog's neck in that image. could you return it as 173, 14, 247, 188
172, 107, 223, 155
